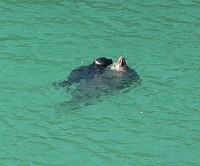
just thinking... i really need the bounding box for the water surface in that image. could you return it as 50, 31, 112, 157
1, 0, 200, 165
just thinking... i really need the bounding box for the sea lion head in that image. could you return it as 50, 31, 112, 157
93, 57, 113, 68
110, 56, 128, 72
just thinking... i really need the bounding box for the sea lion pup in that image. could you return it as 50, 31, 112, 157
57, 57, 113, 87
105, 56, 141, 89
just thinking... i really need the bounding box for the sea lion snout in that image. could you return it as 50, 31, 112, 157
117, 56, 126, 67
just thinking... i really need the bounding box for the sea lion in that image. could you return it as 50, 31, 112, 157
56, 57, 113, 87
100, 56, 141, 89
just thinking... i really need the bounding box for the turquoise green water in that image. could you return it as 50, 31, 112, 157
1, 0, 200, 165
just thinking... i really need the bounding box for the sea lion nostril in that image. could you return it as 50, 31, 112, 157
108, 59, 113, 65
121, 59, 126, 66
